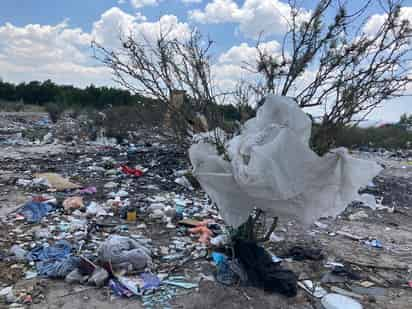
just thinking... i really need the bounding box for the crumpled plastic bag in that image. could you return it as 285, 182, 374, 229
189, 95, 383, 227
86, 202, 107, 217
97, 235, 151, 272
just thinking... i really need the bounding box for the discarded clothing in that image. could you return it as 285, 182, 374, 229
37, 256, 80, 278
121, 165, 143, 177
286, 246, 324, 261
27, 241, 78, 278
27, 240, 72, 261
189, 95, 383, 227
97, 235, 151, 272
234, 239, 297, 297
19, 202, 54, 223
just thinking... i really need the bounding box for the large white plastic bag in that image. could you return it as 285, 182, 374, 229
189, 95, 382, 227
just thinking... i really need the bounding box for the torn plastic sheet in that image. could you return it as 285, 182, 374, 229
189, 95, 383, 228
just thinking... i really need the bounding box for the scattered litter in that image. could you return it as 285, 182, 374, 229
298, 280, 328, 298
321, 293, 363, 309
97, 235, 151, 272
210, 234, 230, 246
363, 239, 382, 249
121, 165, 143, 177
189, 225, 213, 244
348, 211, 369, 221
163, 279, 198, 289
86, 202, 107, 217
10, 245, 28, 261
357, 193, 377, 209
336, 231, 365, 241
269, 232, 285, 242
77, 186, 97, 195
34, 173, 81, 191
88, 267, 109, 287
314, 221, 328, 229
140, 273, 161, 290
63, 196, 84, 213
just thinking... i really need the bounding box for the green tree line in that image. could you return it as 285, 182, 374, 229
0, 79, 146, 108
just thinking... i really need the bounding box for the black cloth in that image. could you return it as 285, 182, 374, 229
234, 239, 297, 297
286, 246, 324, 261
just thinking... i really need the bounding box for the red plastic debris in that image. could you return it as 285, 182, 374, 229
32, 196, 49, 203
188, 220, 214, 244
121, 165, 143, 177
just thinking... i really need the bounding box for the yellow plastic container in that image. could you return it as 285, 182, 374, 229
127, 209, 137, 222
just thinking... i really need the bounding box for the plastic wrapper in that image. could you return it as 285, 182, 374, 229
97, 235, 151, 272
189, 95, 382, 227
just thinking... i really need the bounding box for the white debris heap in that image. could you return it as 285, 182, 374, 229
189, 95, 382, 227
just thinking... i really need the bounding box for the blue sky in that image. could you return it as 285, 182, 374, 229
1, 0, 412, 122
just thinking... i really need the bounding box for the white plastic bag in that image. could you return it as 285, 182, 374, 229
189, 95, 382, 227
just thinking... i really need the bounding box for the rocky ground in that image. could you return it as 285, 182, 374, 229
0, 112, 412, 309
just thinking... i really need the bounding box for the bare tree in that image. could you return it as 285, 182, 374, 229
92, 28, 218, 140
249, 0, 412, 154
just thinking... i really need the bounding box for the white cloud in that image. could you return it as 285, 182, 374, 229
190, 0, 239, 24
130, 0, 159, 9
0, 21, 111, 87
212, 40, 281, 93
363, 6, 412, 35
91, 7, 137, 47
190, 0, 310, 38
218, 41, 280, 64
0, 7, 190, 87
91, 7, 191, 48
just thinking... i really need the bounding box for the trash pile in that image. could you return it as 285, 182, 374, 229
0, 97, 412, 308
0, 112, 51, 146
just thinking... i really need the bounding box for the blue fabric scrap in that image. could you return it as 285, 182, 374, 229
19, 202, 54, 223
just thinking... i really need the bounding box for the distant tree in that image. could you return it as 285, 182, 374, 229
0, 79, 141, 109
398, 113, 412, 128
92, 28, 222, 139
247, 0, 412, 154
